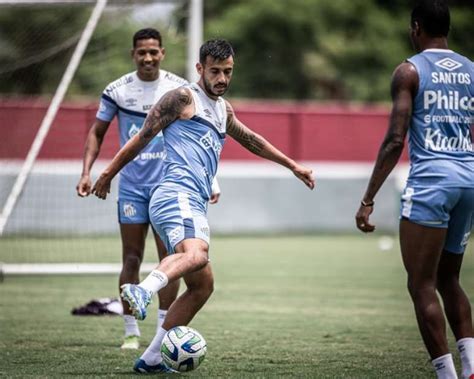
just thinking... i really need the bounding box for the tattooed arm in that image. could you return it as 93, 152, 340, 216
355, 62, 417, 232
226, 101, 314, 189
92, 87, 193, 199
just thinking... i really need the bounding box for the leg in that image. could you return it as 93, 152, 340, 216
162, 260, 214, 329
119, 223, 148, 348
119, 223, 148, 314
437, 251, 473, 341
121, 238, 210, 320
399, 219, 449, 359
134, 240, 213, 371
154, 238, 211, 283
153, 230, 180, 310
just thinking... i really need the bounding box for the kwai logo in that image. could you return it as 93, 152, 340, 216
424, 128, 473, 152
435, 57, 463, 72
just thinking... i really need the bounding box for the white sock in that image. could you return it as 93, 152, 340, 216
457, 337, 474, 378
139, 270, 169, 294
141, 327, 168, 366
432, 353, 458, 379
157, 309, 168, 334
123, 314, 140, 337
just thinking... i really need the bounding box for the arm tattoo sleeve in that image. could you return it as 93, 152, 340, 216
139, 88, 192, 142
226, 102, 266, 155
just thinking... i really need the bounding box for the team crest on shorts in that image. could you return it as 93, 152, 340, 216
168, 226, 183, 245
123, 202, 137, 217
461, 231, 471, 247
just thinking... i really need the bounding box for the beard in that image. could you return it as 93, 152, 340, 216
203, 77, 228, 97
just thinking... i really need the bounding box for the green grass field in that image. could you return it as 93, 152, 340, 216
0, 235, 473, 378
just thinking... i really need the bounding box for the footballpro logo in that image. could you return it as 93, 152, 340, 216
424, 128, 473, 152
424, 90, 474, 111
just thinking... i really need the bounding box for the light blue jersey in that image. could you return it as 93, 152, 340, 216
400, 49, 474, 253
159, 83, 227, 201
406, 49, 474, 188
96, 70, 187, 190
149, 83, 227, 252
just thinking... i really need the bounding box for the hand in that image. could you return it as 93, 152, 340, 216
209, 191, 221, 204
76, 174, 92, 197
91, 173, 112, 200
355, 204, 375, 233
292, 164, 315, 190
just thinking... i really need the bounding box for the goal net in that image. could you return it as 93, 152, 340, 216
0, 0, 188, 275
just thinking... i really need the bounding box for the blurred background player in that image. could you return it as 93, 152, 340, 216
355, 1, 473, 378
76, 28, 221, 350
92, 39, 314, 373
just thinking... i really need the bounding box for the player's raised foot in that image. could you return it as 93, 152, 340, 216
133, 359, 177, 374
120, 284, 152, 321
120, 335, 139, 350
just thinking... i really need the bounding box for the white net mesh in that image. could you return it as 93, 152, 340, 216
0, 1, 185, 269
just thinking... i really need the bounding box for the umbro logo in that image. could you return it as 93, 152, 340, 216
203, 109, 212, 118
435, 57, 462, 72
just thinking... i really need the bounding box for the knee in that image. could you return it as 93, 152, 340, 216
436, 274, 459, 294
189, 249, 209, 271
122, 254, 142, 272
407, 277, 436, 301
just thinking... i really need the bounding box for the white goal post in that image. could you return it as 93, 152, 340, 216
0, 0, 203, 275
0, 0, 202, 237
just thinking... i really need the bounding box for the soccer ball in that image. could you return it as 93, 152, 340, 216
160, 326, 207, 372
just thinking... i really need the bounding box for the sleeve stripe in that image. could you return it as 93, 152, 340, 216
116, 105, 147, 118
100, 93, 147, 118
101, 93, 117, 106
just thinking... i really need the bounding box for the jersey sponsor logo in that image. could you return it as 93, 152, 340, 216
424, 127, 473, 152
105, 75, 133, 94
140, 151, 166, 160
123, 202, 137, 217
199, 131, 222, 155
434, 57, 463, 72
431, 72, 471, 84
423, 90, 474, 111
164, 71, 187, 85
423, 114, 473, 125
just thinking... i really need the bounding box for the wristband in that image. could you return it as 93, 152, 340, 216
361, 200, 374, 207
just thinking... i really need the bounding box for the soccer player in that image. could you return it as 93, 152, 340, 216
355, 1, 473, 378
92, 39, 314, 373
76, 28, 221, 350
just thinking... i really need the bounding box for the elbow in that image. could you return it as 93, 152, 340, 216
382, 138, 405, 155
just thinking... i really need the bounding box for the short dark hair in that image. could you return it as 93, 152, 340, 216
411, 0, 450, 37
133, 28, 162, 48
199, 39, 234, 64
